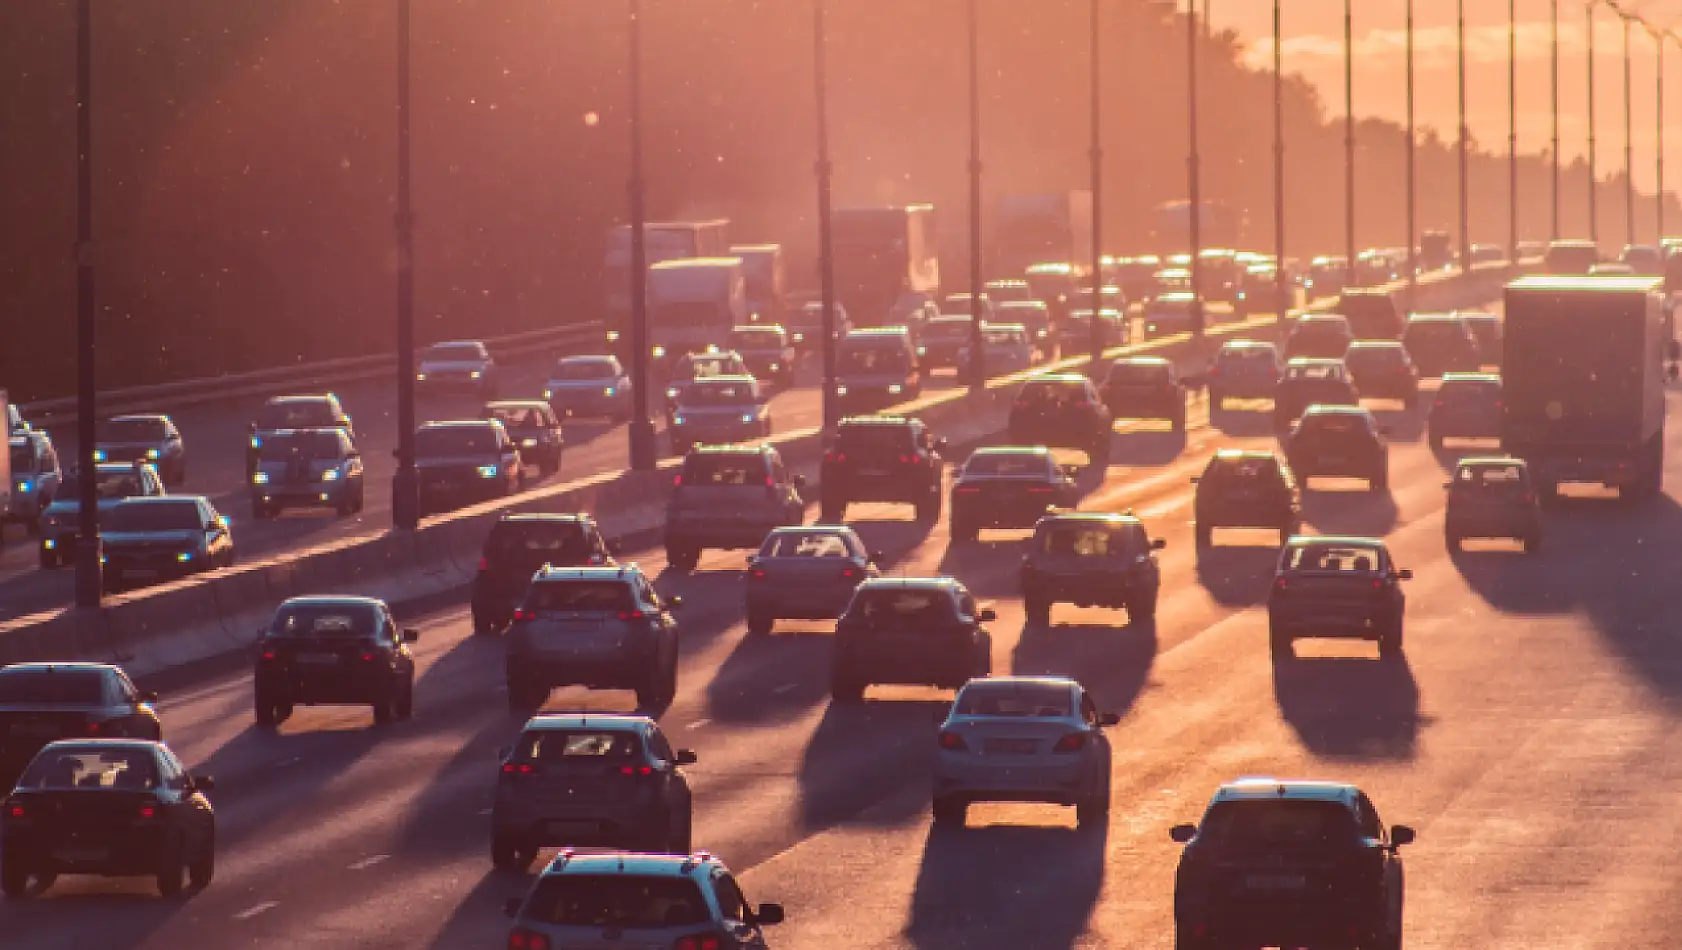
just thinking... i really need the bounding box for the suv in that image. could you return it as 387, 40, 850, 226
472, 513, 617, 635
249, 428, 365, 519
1170, 778, 1414, 950
502, 851, 784, 950
6, 431, 62, 535
727, 324, 797, 387
665, 445, 806, 571
950, 446, 1080, 542
1206, 339, 1284, 407
1401, 313, 1481, 377
1428, 372, 1503, 448
836, 328, 922, 414
1101, 356, 1187, 430
485, 400, 565, 477
92, 414, 186, 487
248, 394, 353, 475
819, 416, 946, 523
831, 577, 994, 702
1342, 339, 1420, 406
1191, 450, 1301, 547
1274, 358, 1360, 429
1021, 512, 1164, 626
1333, 288, 1405, 339
253, 596, 419, 727
491, 714, 697, 867
504, 565, 682, 710
1267, 535, 1410, 657
1283, 405, 1390, 491
1444, 456, 1543, 553
1008, 374, 1114, 466
1283, 314, 1354, 361
413, 419, 523, 515
920, 316, 975, 372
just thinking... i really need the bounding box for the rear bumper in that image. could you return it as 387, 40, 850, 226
952, 498, 1056, 528
1269, 604, 1390, 637
823, 471, 933, 505
507, 655, 650, 691
746, 585, 856, 618
492, 802, 664, 847
1022, 572, 1142, 607
1446, 511, 1540, 538
254, 667, 397, 704
2, 828, 169, 876
666, 518, 786, 549
833, 647, 975, 688
933, 759, 1088, 803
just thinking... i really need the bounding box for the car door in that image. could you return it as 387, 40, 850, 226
1355, 793, 1402, 927
158, 746, 215, 849
713, 873, 769, 949
1076, 690, 1110, 784
645, 725, 692, 814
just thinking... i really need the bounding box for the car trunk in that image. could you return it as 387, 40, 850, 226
761, 556, 863, 588
525, 610, 637, 658
1278, 572, 1384, 610
8, 788, 161, 842
945, 717, 1081, 758
506, 757, 651, 808
269, 635, 384, 672
0, 707, 101, 760
670, 482, 776, 521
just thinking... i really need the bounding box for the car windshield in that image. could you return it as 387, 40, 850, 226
980, 328, 1023, 345
270, 604, 380, 638
1284, 543, 1383, 573
1299, 413, 1369, 435
512, 730, 640, 763
925, 320, 972, 340
1205, 457, 1281, 484
58, 471, 143, 501
416, 427, 499, 456
955, 682, 1072, 717
1018, 381, 1087, 406
488, 406, 547, 430
760, 531, 854, 558
423, 343, 483, 361
1198, 800, 1359, 851
851, 588, 956, 626
680, 357, 740, 379
104, 501, 203, 532
522, 875, 710, 929
526, 581, 634, 613
554, 359, 616, 381
840, 346, 908, 373
1038, 523, 1134, 557
681, 455, 766, 486
1438, 381, 1499, 404
836, 424, 915, 455
257, 431, 345, 461
257, 401, 337, 429
96, 419, 166, 441
488, 523, 589, 561
680, 382, 756, 407
728, 329, 783, 350
964, 453, 1048, 477
0, 668, 105, 704
16, 747, 160, 791
1151, 297, 1194, 313
1108, 362, 1171, 383
1455, 464, 1528, 491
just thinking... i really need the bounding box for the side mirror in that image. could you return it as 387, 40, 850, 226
391, 448, 402, 460
1396, 569, 1414, 580
1098, 712, 1121, 726
932, 705, 949, 723
746, 554, 757, 565
755, 903, 786, 926
402, 629, 420, 643
1391, 824, 1416, 847
140, 691, 159, 704
978, 608, 998, 623
667, 595, 684, 609
247, 422, 257, 433
674, 749, 698, 765
503, 897, 523, 919
1151, 538, 1167, 550
1169, 824, 1197, 844
189, 775, 216, 794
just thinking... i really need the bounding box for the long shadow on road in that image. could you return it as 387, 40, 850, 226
1011, 620, 1157, 720
905, 822, 1107, 950
1194, 544, 1279, 607
1565, 493, 1682, 705
1301, 485, 1399, 539
796, 697, 948, 833
1271, 653, 1422, 760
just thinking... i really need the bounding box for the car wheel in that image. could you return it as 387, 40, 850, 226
1370, 470, 1389, 492
37, 549, 57, 571
931, 796, 966, 827
254, 687, 287, 728
668, 810, 694, 854
1024, 597, 1051, 627
1523, 533, 1542, 554
491, 834, 536, 872
335, 494, 356, 518
1379, 618, 1404, 659
541, 456, 560, 478
1130, 589, 1159, 626
156, 841, 187, 898
1075, 784, 1110, 829
1446, 532, 1463, 553
188, 832, 215, 890
472, 612, 498, 636
373, 690, 396, 726
251, 502, 273, 521
1268, 621, 1292, 658
1428, 433, 1444, 451
952, 520, 979, 543
830, 675, 866, 703
635, 670, 666, 710
666, 547, 700, 572
1195, 524, 1213, 548
746, 610, 775, 636
915, 492, 941, 523
0, 854, 30, 898
395, 677, 415, 721
820, 500, 847, 523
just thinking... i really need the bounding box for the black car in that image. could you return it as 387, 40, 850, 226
412, 419, 523, 516
1007, 374, 1114, 466
504, 565, 682, 711
253, 596, 419, 727
835, 328, 922, 415
1171, 778, 1414, 950
1428, 372, 1504, 448
0, 663, 161, 788
484, 400, 565, 477
247, 394, 353, 475
950, 446, 1081, 542
920, 315, 975, 372
727, 324, 798, 386
1284, 405, 1390, 491
1274, 358, 1360, 429
2, 739, 215, 898
1456, 310, 1504, 367
100, 496, 236, 590
1206, 339, 1285, 406
1445, 455, 1544, 552
1342, 339, 1420, 406
490, 713, 696, 869
1333, 288, 1406, 339
1101, 356, 1188, 430
819, 415, 947, 523
1401, 313, 1482, 377
1191, 450, 1301, 548
471, 513, 617, 635
831, 577, 994, 702
1283, 314, 1354, 361
1267, 535, 1410, 657
1021, 512, 1164, 626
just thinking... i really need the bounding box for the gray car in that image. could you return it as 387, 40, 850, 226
664, 445, 806, 572
743, 525, 880, 635
416, 339, 497, 395
7, 431, 63, 536
545, 355, 632, 420
93, 414, 186, 486
412, 420, 522, 516
38, 462, 165, 569
727, 325, 797, 386
249, 428, 365, 519
669, 376, 771, 456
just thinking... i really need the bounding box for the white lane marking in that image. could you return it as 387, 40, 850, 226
347, 853, 390, 871
234, 901, 278, 920
771, 683, 797, 695
686, 718, 712, 730
479, 807, 494, 816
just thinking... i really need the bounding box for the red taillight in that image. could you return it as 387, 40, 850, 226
751, 569, 767, 580
937, 731, 967, 751
360, 652, 376, 662
900, 454, 914, 464
1027, 486, 1056, 494
478, 557, 490, 572
1209, 366, 1222, 377
513, 608, 535, 622
840, 567, 855, 578
502, 763, 535, 776
1519, 492, 1535, 504
674, 936, 724, 950
1433, 399, 1445, 409
1493, 399, 1504, 409
86, 721, 100, 734
1013, 399, 1029, 408
618, 609, 647, 621
765, 476, 776, 488
673, 475, 683, 486
1371, 578, 1385, 590
1052, 733, 1087, 753
509, 929, 551, 950
6, 804, 24, 819
1274, 576, 1289, 591
620, 765, 655, 776
955, 486, 980, 494
261, 651, 277, 661
826, 451, 847, 463
137, 804, 157, 819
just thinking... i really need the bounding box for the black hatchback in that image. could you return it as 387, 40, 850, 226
253, 596, 418, 728
831, 578, 994, 702
472, 514, 617, 635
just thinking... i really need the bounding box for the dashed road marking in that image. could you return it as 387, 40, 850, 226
234, 901, 278, 920
686, 718, 712, 730
771, 683, 797, 695
347, 853, 390, 871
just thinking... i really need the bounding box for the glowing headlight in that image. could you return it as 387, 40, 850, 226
250, 437, 262, 449
321, 469, 341, 482
666, 388, 680, 399
17, 480, 32, 493
768, 363, 780, 371
477, 465, 500, 478
43, 539, 56, 550
416, 373, 428, 381
176, 552, 194, 563
470, 370, 483, 379
92, 449, 107, 462
544, 389, 553, 399
741, 414, 755, 424
835, 385, 848, 396
146, 448, 160, 459
604, 387, 617, 396
651, 345, 666, 358
607, 330, 622, 342
792, 333, 805, 343
673, 416, 687, 426
521, 438, 537, 448
252, 472, 269, 485
887, 384, 903, 394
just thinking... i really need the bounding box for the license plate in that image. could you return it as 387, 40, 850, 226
983, 738, 1037, 755
54, 846, 110, 864
295, 653, 341, 665
547, 820, 598, 837
558, 620, 601, 633
1246, 873, 1306, 890
859, 468, 889, 477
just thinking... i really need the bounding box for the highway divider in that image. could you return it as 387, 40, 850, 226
0, 263, 1513, 681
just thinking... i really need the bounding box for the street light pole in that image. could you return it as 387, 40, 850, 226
1344, 0, 1355, 278
626, 0, 657, 471
1274, 0, 1289, 320
1187, 0, 1204, 337
1089, 0, 1106, 370
1457, 0, 1471, 272
1623, 9, 1635, 248
73, 0, 102, 606
966, 0, 986, 392
1589, 1, 1600, 248
814, 0, 839, 430
1553, 0, 1562, 240
1660, 30, 1668, 241
391, 0, 420, 530
1406, 0, 1418, 295
1510, 0, 1520, 257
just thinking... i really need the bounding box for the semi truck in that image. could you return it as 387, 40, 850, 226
991, 192, 1094, 279
1501, 275, 1670, 501
831, 205, 940, 326
728, 244, 787, 327
603, 219, 732, 318
646, 257, 748, 372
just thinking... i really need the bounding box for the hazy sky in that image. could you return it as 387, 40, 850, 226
1216, 0, 1682, 192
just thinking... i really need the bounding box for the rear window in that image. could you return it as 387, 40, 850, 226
849, 588, 957, 626
679, 356, 740, 379
925, 319, 973, 340
836, 424, 915, 454
513, 730, 641, 763
1205, 457, 1281, 483
96, 419, 166, 441
1283, 544, 1383, 573
1198, 800, 1359, 850
1298, 413, 1370, 435
839, 344, 908, 374
522, 874, 710, 929
955, 682, 1072, 717
1404, 321, 1468, 343
1219, 345, 1279, 363
0, 669, 106, 705
964, 453, 1049, 477
1107, 362, 1171, 383
760, 531, 855, 558
16, 747, 159, 791
257, 401, 337, 429
488, 406, 548, 430
416, 426, 500, 456
1018, 381, 1087, 406
681, 454, 768, 486
9, 445, 30, 471
1455, 464, 1528, 490
60, 470, 144, 500
270, 604, 380, 638
554, 359, 616, 381
1344, 346, 1405, 368
488, 522, 589, 561
1038, 523, 1137, 557
728, 329, 784, 350
104, 500, 203, 532
526, 581, 635, 613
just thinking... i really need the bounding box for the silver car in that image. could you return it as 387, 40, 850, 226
545, 355, 632, 420
7, 431, 63, 534
38, 462, 165, 569
669, 376, 771, 456
249, 428, 365, 519
416, 340, 497, 395
931, 675, 1119, 829
93, 414, 187, 486
743, 525, 879, 635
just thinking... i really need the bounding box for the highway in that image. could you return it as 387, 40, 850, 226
13, 298, 1682, 948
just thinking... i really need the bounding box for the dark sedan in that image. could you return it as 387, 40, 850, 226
1267, 536, 1411, 658
0, 663, 161, 789
950, 446, 1081, 542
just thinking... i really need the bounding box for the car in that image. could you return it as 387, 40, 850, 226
485, 400, 565, 477
950, 446, 1081, 542
1444, 456, 1543, 553
1191, 450, 1301, 547
1305, 256, 1349, 297
1334, 288, 1405, 339
669, 376, 772, 457
1007, 373, 1114, 466
664, 445, 805, 572
1267, 535, 1411, 657
472, 513, 617, 635
252, 595, 418, 727
787, 300, 851, 356
415, 339, 498, 395
1589, 261, 1636, 276
0, 663, 161, 788
1, 739, 215, 898
545, 355, 633, 421
1401, 313, 1481, 377
247, 394, 353, 475
5, 431, 62, 536
818, 415, 947, 523
931, 676, 1119, 829
1342, 339, 1420, 406
830, 577, 994, 701
1109, 255, 1164, 302
92, 414, 186, 486
920, 315, 977, 372
412, 419, 523, 516
983, 278, 1038, 305
504, 564, 682, 710
1144, 291, 1202, 339
1620, 243, 1664, 275
1069, 285, 1126, 316
37, 462, 164, 569
1455, 310, 1503, 367
100, 496, 235, 589
1206, 339, 1285, 406
1058, 308, 1128, 353
1284, 405, 1390, 491
994, 300, 1053, 348
663, 350, 753, 422
1020, 511, 1164, 626
491, 714, 697, 867
727, 324, 797, 387
744, 525, 879, 635
1101, 356, 1188, 430
1283, 313, 1354, 360
1024, 262, 1083, 313
941, 292, 997, 322
501, 850, 783, 950
1170, 778, 1414, 950
958, 323, 1037, 376
248, 428, 366, 519
835, 328, 922, 415
1543, 238, 1600, 274
1428, 372, 1503, 448
1274, 358, 1359, 429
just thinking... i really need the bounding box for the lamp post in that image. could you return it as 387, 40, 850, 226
814, 0, 839, 430
1553, 0, 1562, 240
1406, 0, 1417, 294
73, 0, 102, 605
1589, 1, 1600, 248
1622, 7, 1635, 248
391, 0, 420, 530
625, 0, 657, 471
1344, 0, 1356, 278
1274, 0, 1289, 320
1660, 30, 1669, 241
1089, 0, 1106, 370
966, 0, 986, 392
1457, 0, 1471, 272
1186, 0, 1204, 337
1510, 0, 1520, 257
